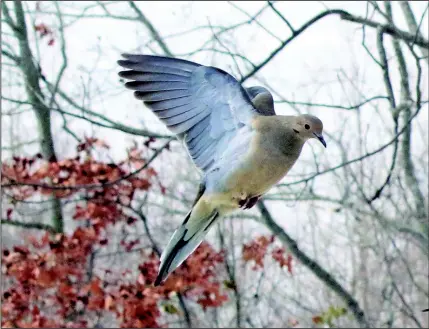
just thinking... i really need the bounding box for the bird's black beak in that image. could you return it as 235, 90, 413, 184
313, 133, 327, 148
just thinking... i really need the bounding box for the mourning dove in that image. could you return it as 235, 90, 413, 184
117, 54, 326, 285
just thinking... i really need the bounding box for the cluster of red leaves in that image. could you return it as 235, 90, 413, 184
2, 229, 99, 328
1, 236, 226, 328
1, 137, 228, 328
271, 247, 293, 274
162, 242, 228, 310
242, 235, 293, 274
2, 137, 157, 199
34, 23, 55, 46
109, 242, 227, 327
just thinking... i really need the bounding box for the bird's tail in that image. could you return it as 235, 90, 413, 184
154, 198, 219, 286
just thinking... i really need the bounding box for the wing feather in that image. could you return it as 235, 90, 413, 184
118, 54, 258, 172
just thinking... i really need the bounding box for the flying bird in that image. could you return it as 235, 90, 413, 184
117, 54, 326, 286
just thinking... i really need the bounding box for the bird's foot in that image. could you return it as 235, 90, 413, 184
238, 195, 261, 210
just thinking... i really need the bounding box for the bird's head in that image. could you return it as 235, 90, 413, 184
292, 114, 326, 148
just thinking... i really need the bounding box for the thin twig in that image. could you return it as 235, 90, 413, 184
241, 8, 429, 82
275, 95, 389, 110
49, 3, 68, 108
257, 201, 369, 327
1, 219, 56, 232
267, 1, 295, 33
127, 1, 173, 57
279, 104, 423, 187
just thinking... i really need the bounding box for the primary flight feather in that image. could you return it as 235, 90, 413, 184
117, 54, 326, 285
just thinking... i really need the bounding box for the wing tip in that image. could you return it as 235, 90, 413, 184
121, 53, 134, 58
153, 249, 176, 287
117, 59, 134, 70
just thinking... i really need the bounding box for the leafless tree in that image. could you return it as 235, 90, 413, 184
1, 1, 428, 327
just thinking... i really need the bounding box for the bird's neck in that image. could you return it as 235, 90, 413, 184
253, 116, 305, 158
274, 130, 305, 158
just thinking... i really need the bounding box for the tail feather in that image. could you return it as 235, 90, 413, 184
154, 201, 219, 286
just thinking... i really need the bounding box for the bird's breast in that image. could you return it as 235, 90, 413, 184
208, 130, 299, 208
224, 147, 292, 197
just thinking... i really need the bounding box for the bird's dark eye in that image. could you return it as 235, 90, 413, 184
305, 124, 310, 130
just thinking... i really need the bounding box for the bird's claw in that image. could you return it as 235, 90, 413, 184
239, 195, 260, 209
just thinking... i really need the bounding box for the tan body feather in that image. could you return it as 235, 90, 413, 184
203, 115, 305, 214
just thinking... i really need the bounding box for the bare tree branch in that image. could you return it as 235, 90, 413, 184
49, 103, 172, 139
1, 1, 19, 33
275, 95, 389, 111
368, 22, 400, 203
267, 1, 295, 34
279, 103, 423, 187
1, 219, 56, 232
1, 49, 20, 63
376, 27, 396, 109
385, 1, 428, 233
2, 139, 173, 191
257, 201, 369, 328
228, 1, 282, 42
399, 1, 429, 63
48, 2, 68, 108
127, 200, 193, 328
10, 0, 64, 233
241, 8, 429, 83
127, 1, 173, 57
339, 9, 429, 47
217, 225, 242, 327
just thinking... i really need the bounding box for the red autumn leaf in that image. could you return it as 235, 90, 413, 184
13, 245, 30, 256
73, 205, 87, 220
34, 23, 51, 37
242, 235, 275, 269
131, 178, 151, 190
58, 282, 75, 297
146, 167, 157, 177
312, 315, 323, 324
89, 278, 104, 297
271, 247, 293, 274
32, 268, 56, 288
197, 291, 229, 310
31, 305, 40, 316
123, 239, 139, 252
6, 208, 13, 220
104, 295, 114, 311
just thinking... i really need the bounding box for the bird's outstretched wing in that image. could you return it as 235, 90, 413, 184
118, 54, 259, 173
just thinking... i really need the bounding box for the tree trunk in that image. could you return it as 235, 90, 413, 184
12, 0, 64, 233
